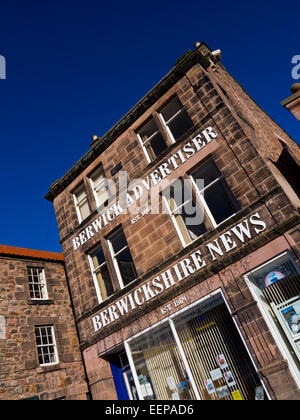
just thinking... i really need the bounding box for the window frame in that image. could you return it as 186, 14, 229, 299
107, 227, 137, 290
88, 244, 115, 304
35, 326, 59, 367
27, 267, 48, 301
159, 96, 193, 144
136, 117, 168, 164
89, 165, 109, 210
189, 158, 239, 230
162, 178, 207, 248
73, 183, 91, 224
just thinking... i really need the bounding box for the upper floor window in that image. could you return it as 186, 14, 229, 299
89, 166, 109, 209
35, 326, 59, 366
163, 159, 240, 247
136, 95, 194, 164
137, 117, 168, 163
73, 184, 91, 223
159, 96, 194, 143
89, 245, 115, 303
108, 227, 137, 288
190, 159, 239, 228
28, 267, 48, 300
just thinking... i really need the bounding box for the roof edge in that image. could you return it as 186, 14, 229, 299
45, 44, 211, 202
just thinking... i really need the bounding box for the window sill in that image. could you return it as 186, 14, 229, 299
36, 363, 62, 374
27, 299, 54, 305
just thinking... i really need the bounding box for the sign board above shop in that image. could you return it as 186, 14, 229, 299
92, 212, 267, 332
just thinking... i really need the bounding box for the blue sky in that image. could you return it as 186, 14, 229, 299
0, 0, 299, 253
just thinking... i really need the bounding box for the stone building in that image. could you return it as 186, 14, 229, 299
0, 245, 89, 400
46, 42, 300, 400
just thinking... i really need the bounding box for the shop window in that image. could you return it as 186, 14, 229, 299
137, 117, 168, 163
89, 165, 110, 209
190, 159, 240, 227
73, 184, 91, 223
245, 253, 300, 383
163, 180, 207, 247
89, 245, 115, 303
27, 267, 48, 300
108, 227, 137, 288
125, 293, 263, 400
35, 326, 59, 366
159, 96, 194, 143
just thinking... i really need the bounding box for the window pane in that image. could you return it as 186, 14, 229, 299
160, 96, 183, 122
96, 264, 115, 300
116, 248, 137, 286
110, 229, 128, 254
191, 160, 221, 189
148, 132, 168, 158
204, 180, 237, 225
167, 111, 193, 141
138, 118, 159, 143
79, 201, 91, 220
91, 247, 106, 268
75, 186, 87, 203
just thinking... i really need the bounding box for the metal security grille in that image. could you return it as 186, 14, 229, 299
262, 274, 300, 306
174, 302, 261, 400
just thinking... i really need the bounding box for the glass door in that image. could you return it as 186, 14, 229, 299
127, 321, 196, 400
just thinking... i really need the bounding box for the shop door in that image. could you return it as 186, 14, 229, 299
127, 321, 196, 400
173, 294, 262, 400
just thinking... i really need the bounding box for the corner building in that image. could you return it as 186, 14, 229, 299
46, 43, 300, 401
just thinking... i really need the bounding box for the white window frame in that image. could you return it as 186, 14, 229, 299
88, 246, 113, 304
159, 100, 186, 144
73, 184, 90, 224
162, 181, 205, 248
28, 267, 48, 301
35, 326, 59, 367
89, 166, 109, 209
244, 251, 300, 388
190, 160, 238, 230
137, 121, 164, 164
108, 228, 137, 290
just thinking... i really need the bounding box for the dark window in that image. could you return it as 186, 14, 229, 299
137, 117, 168, 162
109, 228, 137, 287
191, 159, 240, 226
160, 96, 194, 142
89, 246, 115, 302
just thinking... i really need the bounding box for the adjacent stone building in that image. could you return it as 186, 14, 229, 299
46, 42, 300, 400
0, 245, 89, 400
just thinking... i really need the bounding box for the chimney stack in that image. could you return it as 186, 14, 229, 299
281, 83, 300, 121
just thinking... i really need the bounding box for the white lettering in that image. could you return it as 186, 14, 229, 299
249, 212, 267, 234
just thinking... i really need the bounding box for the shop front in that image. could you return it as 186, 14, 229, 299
122, 291, 267, 401
101, 243, 300, 401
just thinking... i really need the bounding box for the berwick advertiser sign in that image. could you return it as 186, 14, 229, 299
72, 126, 218, 251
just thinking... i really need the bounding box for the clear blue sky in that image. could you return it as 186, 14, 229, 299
0, 0, 299, 253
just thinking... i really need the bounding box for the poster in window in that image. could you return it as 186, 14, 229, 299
224, 371, 236, 388
216, 385, 230, 399
281, 301, 300, 337
204, 379, 216, 395
216, 354, 228, 370
210, 368, 222, 381
264, 271, 285, 287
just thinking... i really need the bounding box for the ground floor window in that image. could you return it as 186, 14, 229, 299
125, 292, 264, 400
245, 252, 300, 385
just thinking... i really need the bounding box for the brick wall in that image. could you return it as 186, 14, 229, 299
0, 255, 88, 400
